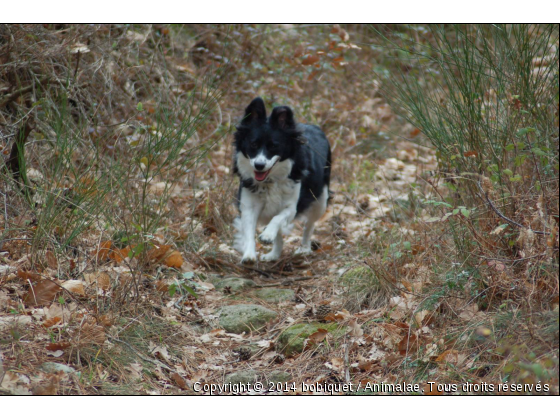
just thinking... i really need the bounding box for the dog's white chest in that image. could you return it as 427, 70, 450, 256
256, 179, 299, 224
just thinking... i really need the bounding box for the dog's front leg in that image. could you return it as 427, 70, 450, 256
259, 183, 301, 248
239, 189, 263, 265
258, 184, 300, 250
258, 206, 296, 246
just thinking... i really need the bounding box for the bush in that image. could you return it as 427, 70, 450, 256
374, 24, 558, 296
365, 24, 559, 387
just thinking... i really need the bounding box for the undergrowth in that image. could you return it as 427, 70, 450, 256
0, 24, 557, 395
366, 24, 559, 385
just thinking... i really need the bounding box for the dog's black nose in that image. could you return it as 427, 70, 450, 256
254, 162, 266, 171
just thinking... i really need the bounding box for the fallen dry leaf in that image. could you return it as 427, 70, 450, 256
76, 320, 106, 347
171, 373, 189, 390
126, 363, 144, 381
45, 302, 70, 321
164, 251, 183, 268
32, 383, 58, 395
23, 279, 62, 306
60, 280, 85, 296
458, 303, 479, 321
306, 329, 329, 349
302, 55, 320, 66
83, 272, 111, 291
155, 280, 169, 293
151, 345, 171, 362
0, 371, 32, 395
330, 357, 345, 373
109, 246, 132, 263
46, 342, 71, 351
43, 317, 62, 328
147, 244, 171, 263
45, 250, 58, 269
398, 333, 421, 355
46, 349, 64, 357
367, 344, 386, 362
348, 318, 364, 338
17, 270, 42, 282
435, 349, 467, 366
98, 314, 114, 327
414, 310, 431, 326
357, 360, 377, 373
95, 240, 113, 261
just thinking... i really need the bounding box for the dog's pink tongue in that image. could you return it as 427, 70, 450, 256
254, 170, 269, 181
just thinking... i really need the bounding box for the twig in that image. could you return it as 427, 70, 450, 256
73, 50, 81, 80
477, 181, 549, 235
252, 276, 316, 288
191, 252, 214, 271
0, 76, 50, 108
1, 192, 7, 230
240, 264, 273, 278
473, 253, 549, 262
343, 344, 351, 383
419, 175, 446, 201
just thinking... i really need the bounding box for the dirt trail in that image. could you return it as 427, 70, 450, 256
151, 139, 439, 394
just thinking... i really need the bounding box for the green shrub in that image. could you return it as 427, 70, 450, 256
376, 24, 558, 228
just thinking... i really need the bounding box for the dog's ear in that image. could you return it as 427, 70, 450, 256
241, 97, 267, 125
270, 106, 295, 130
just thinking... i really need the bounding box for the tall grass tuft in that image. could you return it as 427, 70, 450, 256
381, 26, 557, 195
367, 24, 559, 386
374, 24, 558, 277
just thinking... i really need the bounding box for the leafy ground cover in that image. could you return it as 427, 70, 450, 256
0, 24, 558, 395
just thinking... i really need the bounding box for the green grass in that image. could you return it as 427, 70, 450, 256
375, 24, 558, 209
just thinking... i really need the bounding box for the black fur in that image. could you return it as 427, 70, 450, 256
233, 97, 331, 216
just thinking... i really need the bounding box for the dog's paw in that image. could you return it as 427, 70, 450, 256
258, 231, 275, 245
260, 251, 280, 262
294, 246, 312, 256
241, 252, 257, 265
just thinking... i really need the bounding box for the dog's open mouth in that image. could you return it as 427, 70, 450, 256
254, 170, 271, 182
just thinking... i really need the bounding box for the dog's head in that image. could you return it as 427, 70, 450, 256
234, 97, 302, 183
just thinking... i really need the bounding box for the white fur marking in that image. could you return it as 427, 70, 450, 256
260, 232, 283, 261
235, 150, 328, 262
250, 152, 279, 172
236, 152, 292, 184
234, 156, 300, 263
237, 188, 264, 264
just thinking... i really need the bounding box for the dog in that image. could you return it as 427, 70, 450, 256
233, 97, 331, 264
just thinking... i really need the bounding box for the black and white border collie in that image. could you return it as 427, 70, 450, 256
233, 97, 331, 264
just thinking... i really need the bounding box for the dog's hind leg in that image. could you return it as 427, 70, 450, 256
295, 186, 328, 256
260, 232, 283, 262
295, 222, 316, 255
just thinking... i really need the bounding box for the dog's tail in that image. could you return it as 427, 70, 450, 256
233, 217, 244, 253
